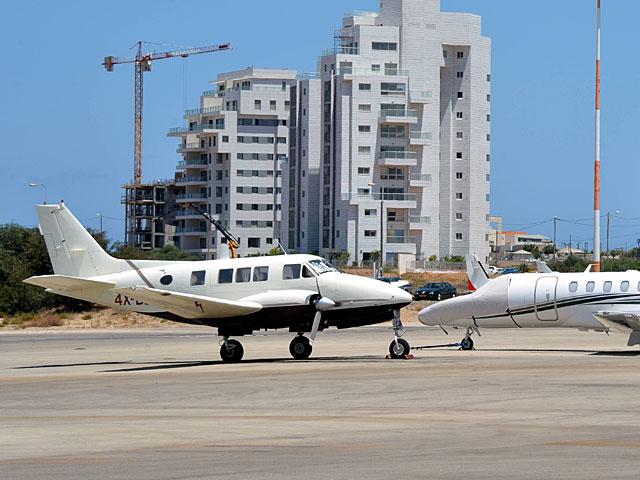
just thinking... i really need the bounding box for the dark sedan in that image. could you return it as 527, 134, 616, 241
413, 282, 457, 301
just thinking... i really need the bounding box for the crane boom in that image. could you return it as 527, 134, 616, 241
184, 203, 240, 258
103, 41, 232, 185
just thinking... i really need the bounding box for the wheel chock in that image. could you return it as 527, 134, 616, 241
385, 353, 414, 359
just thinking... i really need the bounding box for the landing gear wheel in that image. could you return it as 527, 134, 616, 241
289, 336, 312, 360
460, 337, 474, 350
389, 338, 411, 359
220, 339, 244, 363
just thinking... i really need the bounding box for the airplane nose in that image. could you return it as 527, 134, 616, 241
396, 288, 413, 305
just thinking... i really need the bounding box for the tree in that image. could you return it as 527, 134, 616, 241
523, 244, 541, 259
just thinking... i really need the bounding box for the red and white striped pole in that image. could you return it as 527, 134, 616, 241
593, 0, 601, 272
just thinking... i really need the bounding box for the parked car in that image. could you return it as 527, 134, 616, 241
488, 265, 500, 274
376, 276, 412, 293
413, 282, 457, 301
500, 268, 520, 274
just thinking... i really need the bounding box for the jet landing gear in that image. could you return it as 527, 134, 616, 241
388, 310, 411, 359
289, 335, 312, 360
219, 337, 244, 363
460, 327, 477, 351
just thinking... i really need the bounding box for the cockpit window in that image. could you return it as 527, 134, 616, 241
283, 264, 301, 280
302, 265, 314, 278
307, 259, 338, 275
190, 270, 206, 286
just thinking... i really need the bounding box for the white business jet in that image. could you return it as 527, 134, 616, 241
418, 254, 640, 350
24, 203, 413, 362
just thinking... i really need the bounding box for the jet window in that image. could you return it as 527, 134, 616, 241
236, 267, 251, 283
160, 274, 173, 286
621, 281, 630, 292
190, 270, 206, 286
603, 281, 612, 293
568, 281, 578, 293
586, 281, 595, 293
253, 266, 269, 282
218, 269, 233, 284
283, 264, 301, 280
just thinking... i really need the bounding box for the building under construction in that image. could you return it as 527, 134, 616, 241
121, 180, 179, 249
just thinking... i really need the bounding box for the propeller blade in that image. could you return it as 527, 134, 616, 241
309, 310, 322, 345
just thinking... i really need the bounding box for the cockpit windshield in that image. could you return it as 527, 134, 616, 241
307, 259, 338, 275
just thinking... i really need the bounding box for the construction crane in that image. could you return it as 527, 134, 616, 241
183, 203, 240, 258
103, 41, 232, 185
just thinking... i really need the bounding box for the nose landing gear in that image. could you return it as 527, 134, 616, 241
460, 327, 477, 350
388, 310, 411, 359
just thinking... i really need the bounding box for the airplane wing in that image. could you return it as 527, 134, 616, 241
24, 275, 115, 291
592, 311, 640, 346
113, 286, 262, 319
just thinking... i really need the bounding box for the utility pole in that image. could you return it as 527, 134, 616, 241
553, 216, 557, 259
606, 211, 610, 258
593, 0, 602, 272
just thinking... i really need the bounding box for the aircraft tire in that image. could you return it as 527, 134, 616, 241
460, 337, 474, 350
220, 339, 244, 363
289, 336, 312, 360
389, 338, 411, 359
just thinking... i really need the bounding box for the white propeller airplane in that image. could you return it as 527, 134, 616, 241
418, 254, 640, 350
24, 203, 413, 362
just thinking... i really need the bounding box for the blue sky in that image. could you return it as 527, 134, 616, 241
1, 0, 639, 250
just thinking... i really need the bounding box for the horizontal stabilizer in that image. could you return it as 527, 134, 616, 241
113, 286, 262, 319
24, 275, 115, 291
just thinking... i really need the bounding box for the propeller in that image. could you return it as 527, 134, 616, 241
309, 276, 335, 345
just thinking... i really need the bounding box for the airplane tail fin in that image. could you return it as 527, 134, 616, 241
465, 254, 489, 291
35, 203, 123, 278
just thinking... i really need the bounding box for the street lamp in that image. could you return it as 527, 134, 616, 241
606, 210, 621, 258
29, 183, 48, 204
368, 182, 384, 276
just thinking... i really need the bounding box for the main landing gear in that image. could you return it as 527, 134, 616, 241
289, 335, 313, 360
219, 337, 244, 363
460, 327, 476, 350
388, 310, 411, 359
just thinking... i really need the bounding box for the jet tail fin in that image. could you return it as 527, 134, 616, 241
465, 254, 489, 291
536, 260, 553, 273
35, 203, 124, 278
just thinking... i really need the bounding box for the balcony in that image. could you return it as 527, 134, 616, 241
410, 131, 433, 145
379, 109, 418, 124
297, 72, 320, 80
203, 89, 221, 97
177, 142, 207, 152
176, 226, 210, 234
344, 10, 378, 17
338, 67, 410, 77
409, 173, 433, 187
168, 124, 223, 136
177, 176, 208, 185
207, 85, 290, 97
176, 209, 204, 218
176, 193, 208, 201
321, 46, 359, 57
184, 106, 225, 117
410, 90, 433, 103
386, 235, 415, 244
409, 216, 432, 229
377, 151, 418, 166
177, 159, 208, 168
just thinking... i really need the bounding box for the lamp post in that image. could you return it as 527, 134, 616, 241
606, 210, 621, 258
29, 183, 48, 204
368, 182, 384, 276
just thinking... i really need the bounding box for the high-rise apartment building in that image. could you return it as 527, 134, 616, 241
282, 0, 491, 264
168, 68, 296, 258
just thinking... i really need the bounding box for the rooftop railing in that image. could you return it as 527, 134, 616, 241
297, 72, 320, 80
184, 106, 225, 116
344, 10, 378, 17
321, 46, 359, 57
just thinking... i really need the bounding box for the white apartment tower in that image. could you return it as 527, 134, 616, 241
169, 68, 296, 258
282, 0, 491, 263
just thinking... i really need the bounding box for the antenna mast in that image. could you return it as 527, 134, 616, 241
593, 0, 601, 272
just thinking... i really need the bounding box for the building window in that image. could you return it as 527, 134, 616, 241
254, 100, 261, 110
456, 152, 463, 159
222, 135, 229, 142
486, 194, 490, 201
372, 42, 397, 51
358, 146, 371, 154
457, 71, 463, 78
443, 50, 448, 58
457, 51, 464, 59
456, 233, 463, 240
487, 74, 491, 82
357, 167, 370, 175
456, 132, 463, 139
336, 230, 340, 238
365, 230, 377, 237
357, 188, 371, 196
486, 174, 490, 181
456, 112, 463, 119
365, 209, 377, 216
486, 153, 490, 162
371, 64, 380, 72
486, 134, 490, 141
456, 172, 463, 179
359, 104, 371, 112
456, 213, 463, 220
486, 114, 491, 122
285, 100, 290, 111
358, 125, 371, 133
457, 92, 463, 99
359, 83, 371, 91
270, 100, 276, 110
248, 238, 261, 249
456, 192, 463, 200
487, 94, 491, 102
381, 82, 406, 96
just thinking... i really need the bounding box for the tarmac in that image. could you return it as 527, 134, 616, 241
1, 325, 639, 479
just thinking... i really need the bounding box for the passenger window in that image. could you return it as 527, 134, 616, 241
569, 281, 578, 293
236, 267, 251, 283
621, 281, 630, 292
586, 281, 595, 293
253, 266, 269, 282
283, 264, 301, 280
218, 269, 233, 284
190, 270, 206, 286
603, 281, 612, 293
302, 265, 314, 278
